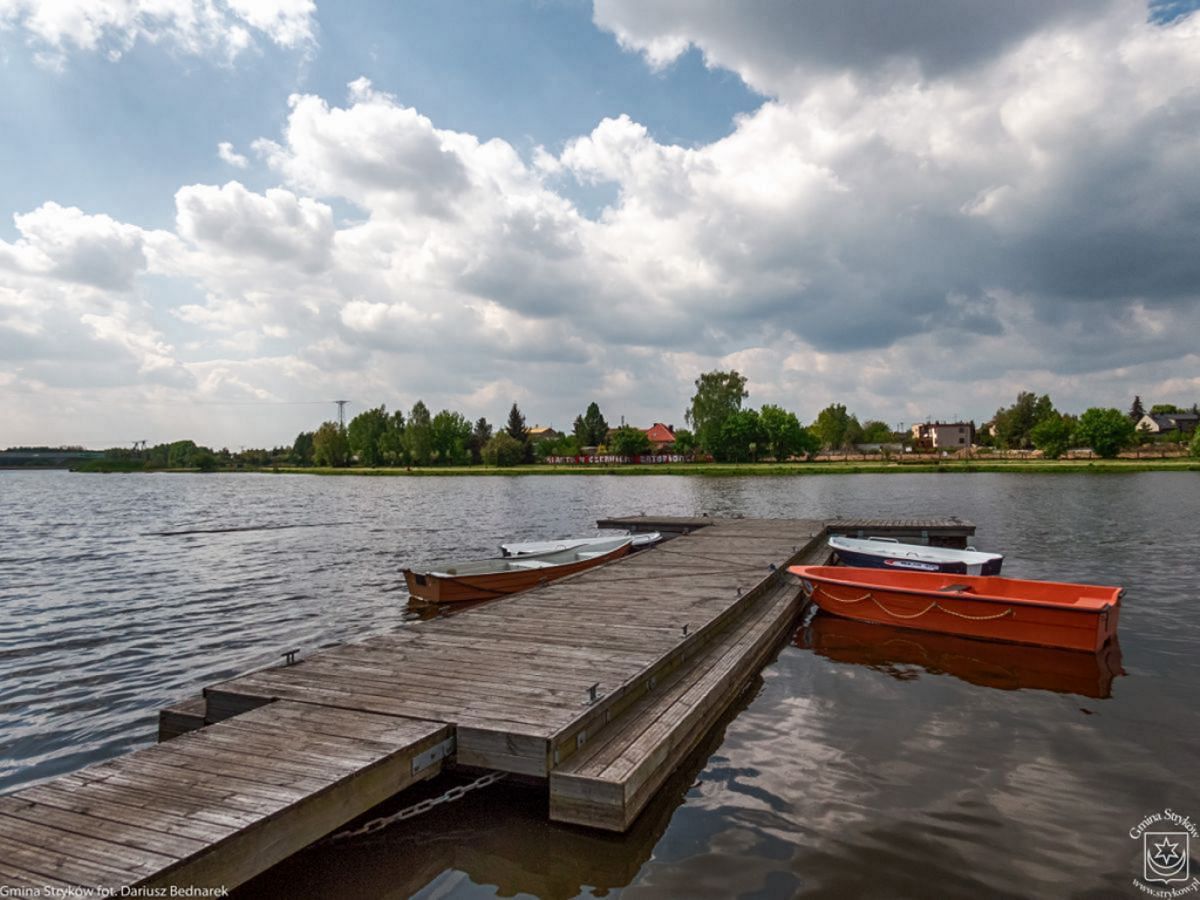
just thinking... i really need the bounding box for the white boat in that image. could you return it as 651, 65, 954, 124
500, 531, 662, 557
405, 536, 634, 603
827, 534, 1003, 576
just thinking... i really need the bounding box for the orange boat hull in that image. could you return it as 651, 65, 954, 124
789, 565, 1122, 652
404, 541, 632, 603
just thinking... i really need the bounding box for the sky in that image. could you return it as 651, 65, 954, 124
1, 0, 1199, 449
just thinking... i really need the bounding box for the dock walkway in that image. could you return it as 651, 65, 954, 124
0, 516, 972, 892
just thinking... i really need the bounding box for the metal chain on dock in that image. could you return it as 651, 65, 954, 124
811, 585, 1014, 622
322, 771, 507, 844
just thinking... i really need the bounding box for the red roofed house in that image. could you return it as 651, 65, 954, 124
644, 423, 676, 451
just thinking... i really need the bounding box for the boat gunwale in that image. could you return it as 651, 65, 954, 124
407, 536, 634, 578
826, 535, 1002, 566
790, 566, 1120, 614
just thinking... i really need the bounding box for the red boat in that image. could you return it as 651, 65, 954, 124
788, 565, 1122, 652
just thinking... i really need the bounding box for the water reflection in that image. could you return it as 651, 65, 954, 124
237, 682, 756, 899
796, 614, 1124, 699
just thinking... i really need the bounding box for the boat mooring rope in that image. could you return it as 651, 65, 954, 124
811, 584, 1014, 622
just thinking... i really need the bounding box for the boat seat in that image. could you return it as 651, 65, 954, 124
507, 559, 555, 569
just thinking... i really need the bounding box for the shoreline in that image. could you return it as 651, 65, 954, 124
53, 459, 1200, 476
267, 460, 1200, 476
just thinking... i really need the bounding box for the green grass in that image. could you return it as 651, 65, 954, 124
260, 459, 1200, 477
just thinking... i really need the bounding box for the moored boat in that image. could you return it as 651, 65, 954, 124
789, 565, 1122, 652
828, 535, 1003, 575
501, 531, 662, 557
404, 536, 633, 603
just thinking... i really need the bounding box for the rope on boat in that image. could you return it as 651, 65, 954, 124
811, 585, 1014, 622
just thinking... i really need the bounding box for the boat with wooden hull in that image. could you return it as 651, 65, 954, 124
788, 565, 1122, 652
501, 531, 662, 557
828, 535, 1003, 575
405, 536, 633, 603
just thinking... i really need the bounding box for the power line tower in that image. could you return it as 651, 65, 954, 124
334, 400, 349, 429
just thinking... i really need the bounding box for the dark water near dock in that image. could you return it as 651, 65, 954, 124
2, 470, 1198, 897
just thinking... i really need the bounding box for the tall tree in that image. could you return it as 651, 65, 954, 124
406, 401, 433, 466
505, 403, 529, 443
813, 404, 860, 450
312, 421, 350, 467
289, 431, 315, 465
505, 402, 531, 461
576, 402, 609, 445
759, 405, 816, 460
430, 410, 472, 465
380, 410, 406, 465
468, 417, 493, 464
1073, 408, 1136, 458
713, 409, 763, 462
347, 405, 389, 467
993, 392, 1055, 449
1129, 395, 1146, 421
686, 370, 748, 456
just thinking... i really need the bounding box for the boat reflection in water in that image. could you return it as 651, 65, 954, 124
794, 614, 1124, 700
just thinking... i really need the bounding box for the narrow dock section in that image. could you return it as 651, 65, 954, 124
0, 702, 450, 891
0, 516, 973, 891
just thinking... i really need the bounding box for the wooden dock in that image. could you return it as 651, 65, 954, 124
0, 515, 972, 892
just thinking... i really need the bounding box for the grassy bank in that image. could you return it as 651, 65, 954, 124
261, 459, 1200, 477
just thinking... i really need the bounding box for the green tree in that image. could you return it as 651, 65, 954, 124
1190, 428, 1200, 459
1073, 408, 1137, 458
686, 370, 748, 456
712, 408, 763, 462
759, 404, 814, 460
672, 428, 696, 455
482, 432, 525, 466
430, 410, 472, 465
405, 401, 433, 465
1149, 404, 1180, 414
1030, 413, 1074, 459
609, 425, 652, 455
380, 410, 407, 465
860, 420, 893, 444
468, 417, 492, 464
166, 440, 199, 468
312, 421, 350, 467
193, 447, 218, 471
347, 405, 389, 467
574, 402, 609, 446
505, 403, 529, 442
1130, 395, 1146, 420
993, 392, 1055, 449
812, 404, 861, 450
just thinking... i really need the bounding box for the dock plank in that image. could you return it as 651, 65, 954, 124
5, 515, 978, 892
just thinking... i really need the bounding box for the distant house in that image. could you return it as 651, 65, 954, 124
644, 423, 676, 451
911, 421, 974, 450
528, 425, 562, 442
1136, 413, 1199, 436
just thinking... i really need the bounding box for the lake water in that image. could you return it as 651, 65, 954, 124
1, 470, 1198, 897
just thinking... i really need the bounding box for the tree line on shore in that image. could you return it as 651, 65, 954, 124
68, 372, 1200, 470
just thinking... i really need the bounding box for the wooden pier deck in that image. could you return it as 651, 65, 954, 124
0, 516, 972, 893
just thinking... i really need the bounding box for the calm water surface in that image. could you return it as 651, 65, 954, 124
1, 470, 1198, 898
